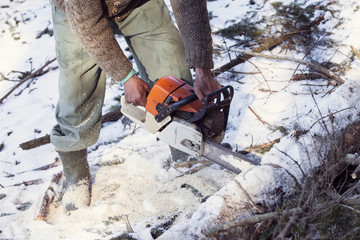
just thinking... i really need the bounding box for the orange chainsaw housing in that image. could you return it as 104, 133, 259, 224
145, 75, 203, 117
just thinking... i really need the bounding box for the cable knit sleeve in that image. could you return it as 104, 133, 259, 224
170, 0, 213, 69
63, 0, 133, 82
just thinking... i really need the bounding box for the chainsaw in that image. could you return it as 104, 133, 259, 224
120, 75, 260, 174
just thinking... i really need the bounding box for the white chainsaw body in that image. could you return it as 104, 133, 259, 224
121, 96, 204, 157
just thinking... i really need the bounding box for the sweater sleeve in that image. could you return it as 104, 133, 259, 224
170, 0, 213, 69
63, 0, 133, 82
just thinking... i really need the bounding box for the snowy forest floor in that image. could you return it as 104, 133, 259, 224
1, 0, 360, 239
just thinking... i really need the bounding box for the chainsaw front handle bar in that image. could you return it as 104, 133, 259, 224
155, 85, 233, 123
187, 85, 233, 124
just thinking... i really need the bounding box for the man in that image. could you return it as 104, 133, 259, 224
50, 0, 221, 211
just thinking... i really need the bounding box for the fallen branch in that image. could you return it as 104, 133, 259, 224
206, 208, 302, 236
230, 49, 345, 85
0, 58, 56, 104
290, 73, 325, 81
182, 162, 213, 174
34, 172, 62, 221
206, 192, 360, 237
5, 178, 44, 188
258, 88, 278, 94
259, 88, 335, 96
19, 107, 123, 150
17, 158, 61, 175
309, 107, 354, 130
234, 179, 264, 213
101, 106, 122, 124
341, 196, 360, 207
19, 134, 51, 150
212, 15, 325, 76
275, 211, 301, 240
165, 162, 213, 183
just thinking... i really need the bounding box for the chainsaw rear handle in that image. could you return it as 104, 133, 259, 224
120, 95, 172, 134
155, 93, 198, 122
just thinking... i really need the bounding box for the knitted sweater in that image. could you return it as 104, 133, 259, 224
51, 0, 213, 82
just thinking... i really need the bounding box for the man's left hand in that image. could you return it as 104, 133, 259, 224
194, 68, 221, 102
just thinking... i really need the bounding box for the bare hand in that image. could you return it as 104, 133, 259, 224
123, 74, 150, 107
194, 68, 221, 102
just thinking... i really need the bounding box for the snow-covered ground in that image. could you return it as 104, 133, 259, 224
1, 0, 360, 239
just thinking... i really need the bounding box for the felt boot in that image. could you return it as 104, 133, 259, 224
57, 149, 91, 211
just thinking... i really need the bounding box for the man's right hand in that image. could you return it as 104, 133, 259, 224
123, 74, 150, 107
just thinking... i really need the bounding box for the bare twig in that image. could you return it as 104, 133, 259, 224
234, 179, 264, 213
274, 145, 305, 179
245, 138, 280, 152
309, 107, 354, 130
0, 58, 56, 104
125, 214, 134, 233
248, 106, 272, 127
15, 67, 51, 96
165, 162, 213, 183
245, 59, 272, 92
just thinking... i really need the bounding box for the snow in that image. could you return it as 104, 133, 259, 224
1, 0, 360, 239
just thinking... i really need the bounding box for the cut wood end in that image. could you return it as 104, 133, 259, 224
34, 215, 46, 221
330, 80, 337, 86
351, 45, 360, 60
